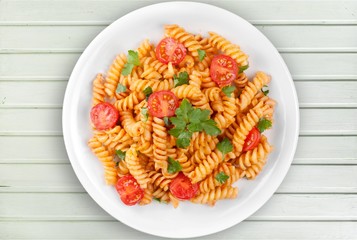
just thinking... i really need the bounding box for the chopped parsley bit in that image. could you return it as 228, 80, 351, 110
215, 172, 229, 184
143, 86, 153, 99
168, 99, 221, 148
238, 65, 249, 74
217, 138, 233, 155
116, 83, 127, 93
115, 150, 126, 161
163, 116, 170, 127
222, 85, 236, 97
257, 118, 272, 133
197, 49, 206, 62
167, 157, 182, 174
173, 71, 189, 87
141, 107, 149, 121
122, 50, 140, 76
261, 85, 269, 96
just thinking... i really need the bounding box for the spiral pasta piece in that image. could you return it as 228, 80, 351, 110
152, 117, 168, 171
237, 71, 271, 112
117, 160, 129, 177
129, 78, 174, 92
232, 102, 264, 154
189, 135, 218, 165
140, 56, 176, 78
176, 148, 195, 174
188, 149, 223, 183
234, 72, 249, 89
203, 87, 221, 101
208, 32, 248, 67
191, 185, 238, 205
120, 110, 144, 138
125, 145, 150, 189
141, 66, 162, 80
88, 137, 118, 185
171, 84, 202, 100
199, 163, 241, 193
214, 92, 237, 129
235, 135, 272, 169
114, 91, 145, 111
153, 187, 170, 203
189, 70, 203, 89
196, 54, 214, 72
148, 170, 172, 191
165, 24, 203, 57
92, 73, 105, 106
137, 39, 153, 59
94, 126, 133, 152
104, 53, 127, 98
140, 183, 153, 205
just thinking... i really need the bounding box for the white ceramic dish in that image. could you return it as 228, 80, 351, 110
63, 2, 299, 238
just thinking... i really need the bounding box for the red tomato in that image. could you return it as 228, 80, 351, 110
155, 37, 187, 65
147, 90, 179, 118
170, 173, 199, 200
210, 54, 238, 87
116, 175, 144, 206
90, 102, 119, 130
242, 127, 261, 152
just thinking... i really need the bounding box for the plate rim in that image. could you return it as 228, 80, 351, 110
62, 1, 300, 238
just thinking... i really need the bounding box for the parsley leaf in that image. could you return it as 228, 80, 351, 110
141, 107, 148, 121
115, 150, 126, 161
238, 65, 249, 73
197, 49, 206, 62
187, 122, 203, 132
222, 85, 236, 97
215, 172, 229, 184
163, 116, 170, 127
174, 71, 189, 87
116, 83, 127, 93
169, 99, 221, 148
168, 128, 184, 138
167, 157, 182, 174
143, 86, 153, 99
176, 131, 192, 148
217, 138, 233, 155
153, 197, 161, 202
201, 119, 221, 136
175, 99, 193, 121
122, 50, 140, 76
257, 118, 272, 133
121, 63, 134, 76
261, 85, 269, 96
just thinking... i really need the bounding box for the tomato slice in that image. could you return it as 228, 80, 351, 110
116, 175, 144, 206
170, 173, 199, 200
155, 37, 187, 65
90, 102, 119, 130
210, 54, 238, 87
242, 127, 261, 152
147, 90, 179, 118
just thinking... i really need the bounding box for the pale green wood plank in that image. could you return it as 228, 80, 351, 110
1, 221, 356, 239
1, 25, 357, 52
1, 53, 356, 80
1, 136, 356, 164
0, 0, 356, 24
1, 81, 357, 108
0, 108, 356, 135
0, 193, 356, 220
0, 164, 356, 193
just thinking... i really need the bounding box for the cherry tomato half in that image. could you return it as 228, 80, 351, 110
90, 102, 119, 130
147, 90, 179, 118
242, 127, 261, 152
155, 37, 187, 65
210, 54, 238, 87
170, 173, 199, 200
116, 175, 144, 206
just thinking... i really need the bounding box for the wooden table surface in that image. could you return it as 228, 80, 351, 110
1, 0, 357, 239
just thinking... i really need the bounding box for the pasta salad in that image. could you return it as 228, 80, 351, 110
88, 24, 275, 207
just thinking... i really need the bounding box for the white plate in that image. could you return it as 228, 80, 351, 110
63, 2, 299, 238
